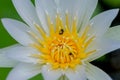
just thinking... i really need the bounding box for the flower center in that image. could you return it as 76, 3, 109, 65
49, 32, 78, 65
28, 12, 96, 70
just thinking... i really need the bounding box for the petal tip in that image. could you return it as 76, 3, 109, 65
1, 18, 13, 23
113, 8, 119, 13
1, 18, 7, 23
110, 9, 119, 17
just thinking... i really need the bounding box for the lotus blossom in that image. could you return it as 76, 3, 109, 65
0, 0, 120, 80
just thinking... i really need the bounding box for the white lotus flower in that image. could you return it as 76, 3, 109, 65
0, 0, 120, 80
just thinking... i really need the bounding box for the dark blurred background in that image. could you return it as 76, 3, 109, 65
0, 0, 120, 80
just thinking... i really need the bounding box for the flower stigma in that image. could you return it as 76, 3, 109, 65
28, 11, 97, 70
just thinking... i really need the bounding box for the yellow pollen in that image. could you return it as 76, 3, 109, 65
29, 12, 96, 70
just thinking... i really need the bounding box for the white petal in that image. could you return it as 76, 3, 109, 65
86, 63, 112, 80
2, 18, 34, 46
65, 66, 86, 80
6, 63, 41, 80
38, 0, 56, 18
57, 0, 76, 15
104, 25, 120, 40
86, 38, 120, 62
0, 47, 18, 67
12, 0, 41, 28
89, 9, 119, 37
78, 0, 98, 32
2, 44, 37, 63
55, 0, 97, 30
41, 65, 62, 80
57, 0, 81, 27
35, 0, 56, 33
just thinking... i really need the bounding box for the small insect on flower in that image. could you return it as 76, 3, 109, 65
0, 0, 120, 80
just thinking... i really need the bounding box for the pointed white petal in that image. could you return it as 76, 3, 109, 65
55, 0, 97, 30
89, 9, 119, 37
35, 0, 56, 33
6, 63, 41, 80
41, 65, 62, 80
37, 0, 56, 19
86, 38, 120, 62
57, 0, 77, 15
2, 19, 34, 46
4, 44, 38, 63
65, 66, 86, 80
78, 0, 98, 32
86, 63, 112, 80
105, 25, 120, 40
0, 47, 18, 67
12, 0, 41, 28
54, 0, 59, 6
57, 0, 82, 27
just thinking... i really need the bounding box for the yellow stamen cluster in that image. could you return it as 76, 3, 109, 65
28, 12, 96, 70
